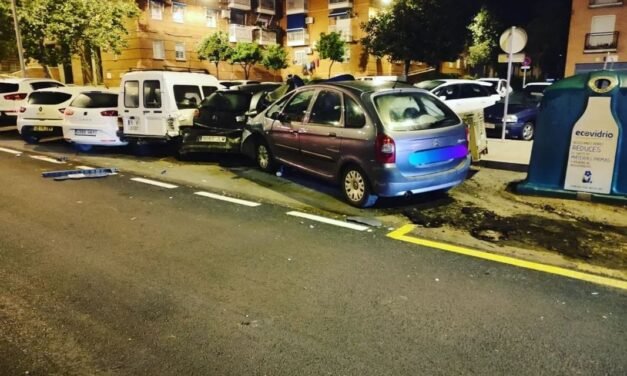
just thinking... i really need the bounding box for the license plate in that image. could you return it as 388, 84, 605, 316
75, 129, 97, 136
33, 126, 53, 132
484, 122, 496, 129
127, 118, 139, 131
200, 136, 227, 143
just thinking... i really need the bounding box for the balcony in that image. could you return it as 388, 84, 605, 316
328, 0, 352, 10
228, 0, 251, 11
286, 0, 308, 15
255, 29, 277, 45
588, 0, 623, 8
229, 24, 255, 43
329, 24, 352, 42
287, 29, 309, 47
256, 0, 276, 15
584, 31, 619, 53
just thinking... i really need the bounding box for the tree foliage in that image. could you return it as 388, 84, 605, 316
361, 0, 479, 77
229, 42, 263, 80
315, 32, 345, 78
466, 7, 501, 68
261, 44, 288, 75
197, 32, 232, 79
0, 1, 17, 62
16, 0, 139, 82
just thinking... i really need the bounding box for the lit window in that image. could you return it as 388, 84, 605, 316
172, 3, 185, 23
153, 40, 165, 60
294, 49, 307, 66
150, 0, 163, 20
206, 8, 217, 28
175, 42, 186, 61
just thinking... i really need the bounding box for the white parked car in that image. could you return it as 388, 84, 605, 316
415, 79, 500, 114
0, 78, 64, 130
478, 78, 512, 97
16, 86, 86, 144
62, 89, 125, 152
119, 70, 221, 143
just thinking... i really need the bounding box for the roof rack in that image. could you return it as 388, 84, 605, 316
128, 66, 210, 74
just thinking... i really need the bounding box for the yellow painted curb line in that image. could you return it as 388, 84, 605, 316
388, 224, 627, 291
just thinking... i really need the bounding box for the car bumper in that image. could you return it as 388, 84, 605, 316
179, 128, 243, 154
64, 124, 127, 146
369, 155, 471, 197
19, 125, 64, 139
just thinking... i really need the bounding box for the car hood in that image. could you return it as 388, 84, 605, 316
485, 103, 538, 118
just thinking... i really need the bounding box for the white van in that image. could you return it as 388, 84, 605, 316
119, 70, 220, 142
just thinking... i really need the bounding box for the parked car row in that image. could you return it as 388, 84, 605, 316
2, 72, 472, 208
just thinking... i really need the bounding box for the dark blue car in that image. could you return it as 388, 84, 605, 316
483, 91, 541, 141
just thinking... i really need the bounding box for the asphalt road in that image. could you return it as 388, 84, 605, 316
0, 152, 625, 375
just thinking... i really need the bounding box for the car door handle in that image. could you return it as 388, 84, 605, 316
124, 110, 130, 113
328, 132, 337, 137
143, 110, 151, 114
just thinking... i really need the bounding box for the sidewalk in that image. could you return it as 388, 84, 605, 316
478, 139, 533, 172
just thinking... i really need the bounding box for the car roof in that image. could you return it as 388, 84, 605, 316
478, 78, 503, 81
525, 82, 552, 86
0, 77, 62, 84
35, 86, 96, 95
433, 79, 492, 86
305, 80, 415, 95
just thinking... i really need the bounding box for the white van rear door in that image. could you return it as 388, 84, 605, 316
122, 80, 143, 135
142, 79, 167, 136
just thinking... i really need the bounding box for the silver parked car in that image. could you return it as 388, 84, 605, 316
241, 81, 471, 207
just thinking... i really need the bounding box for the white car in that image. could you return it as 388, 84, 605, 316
478, 78, 512, 97
0, 78, 64, 130
17, 86, 86, 144
63, 89, 125, 152
415, 79, 500, 114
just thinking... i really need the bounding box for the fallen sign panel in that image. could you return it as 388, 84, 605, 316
42, 168, 119, 181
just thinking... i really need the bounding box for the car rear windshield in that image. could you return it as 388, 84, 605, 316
30, 82, 63, 90
28, 91, 72, 105
415, 80, 445, 91
374, 92, 459, 132
174, 85, 202, 109
201, 91, 251, 112
0, 83, 19, 93
71, 92, 118, 108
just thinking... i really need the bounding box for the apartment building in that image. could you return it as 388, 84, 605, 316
565, 0, 626, 76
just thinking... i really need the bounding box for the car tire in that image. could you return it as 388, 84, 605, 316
23, 135, 39, 144
74, 144, 93, 153
341, 165, 378, 208
255, 140, 276, 173
521, 122, 535, 141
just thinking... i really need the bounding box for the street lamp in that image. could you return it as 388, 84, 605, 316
10, 0, 26, 77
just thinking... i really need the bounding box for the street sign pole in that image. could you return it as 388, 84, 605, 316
10, 0, 26, 77
501, 27, 516, 140
523, 66, 528, 88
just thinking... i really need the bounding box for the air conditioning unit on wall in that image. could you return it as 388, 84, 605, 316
305, 17, 314, 25
221, 9, 230, 19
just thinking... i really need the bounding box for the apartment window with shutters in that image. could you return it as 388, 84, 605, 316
206, 8, 217, 28
153, 40, 165, 60
175, 42, 186, 61
172, 3, 185, 23
294, 49, 307, 66
150, 0, 163, 20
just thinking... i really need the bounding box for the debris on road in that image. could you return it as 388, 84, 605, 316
347, 216, 382, 227
42, 168, 119, 181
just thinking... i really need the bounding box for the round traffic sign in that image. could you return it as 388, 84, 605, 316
500, 27, 527, 54
522, 56, 532, 67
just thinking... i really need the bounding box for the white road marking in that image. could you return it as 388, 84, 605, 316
286, 211, 369, 231
76, 165, 95, 170
194, 191, 261, 207
30, 155, 66, 164
0, 125, 17, 132
131, 177, 178, 189
0, 147, 22, 155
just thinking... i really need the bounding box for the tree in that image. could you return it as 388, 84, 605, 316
466, 7, 501, 70
197, 32, 232, 79
229, 42, 263, 80
361, 0, 479, 78
315, 32, 345, 78
0, 1, 17, 62
261, 44, 288, 78
17, 0, 140, 83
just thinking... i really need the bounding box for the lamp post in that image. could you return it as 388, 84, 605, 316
10, 0, 26, 77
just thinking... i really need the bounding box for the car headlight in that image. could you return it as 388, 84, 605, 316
504, 114, 518, 123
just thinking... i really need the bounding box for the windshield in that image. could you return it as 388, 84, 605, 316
415, 80, 445, 91
28, 91, 72, 105
500, 91, 541, 105
71, 92, 118, 108
374, 92, 459, 131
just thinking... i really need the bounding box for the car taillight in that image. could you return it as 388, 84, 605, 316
101, 110, 118, 117
193, 109, 199, 119
58, 108, 66, 114
375, 134, 396, 164
4, 93, 27, 100
19, 106, 26, 113
64, 108, 74, 116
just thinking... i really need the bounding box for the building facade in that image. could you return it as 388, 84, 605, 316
565, 0, 626, 76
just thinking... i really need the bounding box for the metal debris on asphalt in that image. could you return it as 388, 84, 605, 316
42, 168, 119, 181
347, 216, 382, 227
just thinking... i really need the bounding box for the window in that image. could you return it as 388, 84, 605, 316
374, 92, 459, 131
153, 40, 165, 60
150, 0, 163, 20
27, 92, 72, 105
143, 80, 162, 108
231, 9, 246, 25
287, 30, 307, 46
30, 82, 64, 90
266, 94, 292, 119
71, 93, 118, 108
415, 80, 445, 91
173, 85, 202, 109
309, 90, 342, 126
460, 84, 488, 98
344, 95, 365, 128
293, 49, 307, 66
175, 42, 186, 61
0, 83, 19, 93
202, 91, 251, 113
282, 90, 315, 122
206, 8, 217, 27
124, 81, 139, 108
202, 86, 218, 97
172, 2, 185, 23
433, 85, 461, 100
